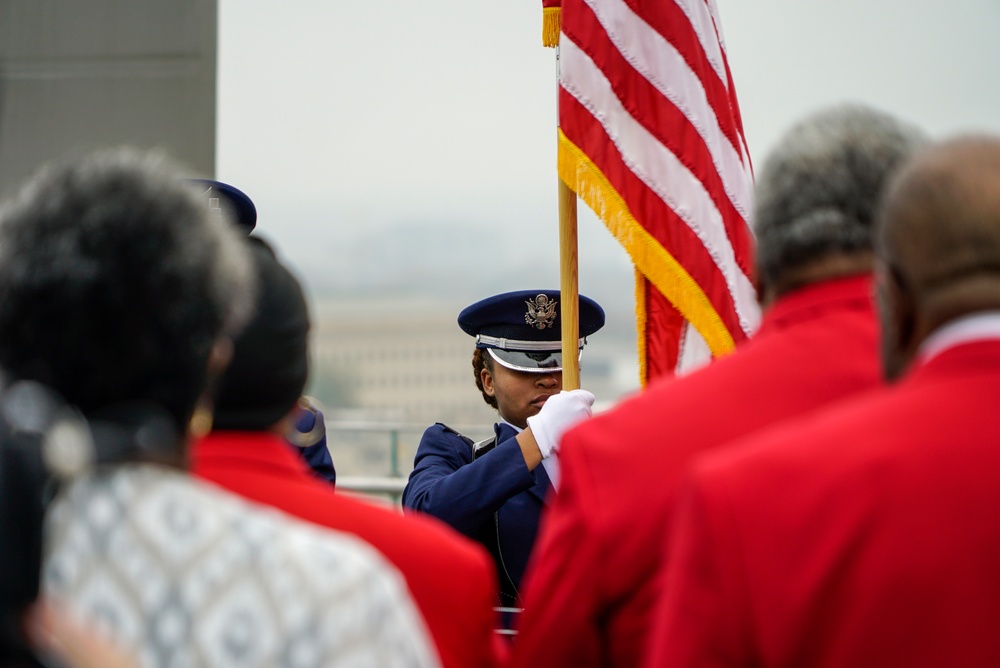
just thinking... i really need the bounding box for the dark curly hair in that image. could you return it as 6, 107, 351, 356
472, 348, 498, 409
0, 148, 255, 436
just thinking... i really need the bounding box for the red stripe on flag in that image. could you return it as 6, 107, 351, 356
557, 0, 758, 381
562, 4, 754, 277
559, 89, 745, 342
623, 0, 745, 160
643, 278, 687, 381
702, 0, 754, 172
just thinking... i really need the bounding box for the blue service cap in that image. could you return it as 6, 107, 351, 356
458, 290, 605, 373
186, 178, 257, 234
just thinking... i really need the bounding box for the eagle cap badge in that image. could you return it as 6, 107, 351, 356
525, 294, 558, 329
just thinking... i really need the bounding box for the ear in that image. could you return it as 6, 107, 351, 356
480, 366, 496, 397
753, 272, 771, 309
877, 264, 917, 381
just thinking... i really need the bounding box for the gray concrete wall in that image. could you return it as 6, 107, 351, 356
0, 0, 217, 196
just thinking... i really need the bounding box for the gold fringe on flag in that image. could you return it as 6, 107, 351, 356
543, 7, 561, 48
557, 129, 737, 374
634, 266, 650, 385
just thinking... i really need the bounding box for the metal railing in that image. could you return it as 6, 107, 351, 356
336, 475, 407, 496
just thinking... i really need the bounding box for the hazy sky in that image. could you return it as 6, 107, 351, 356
216, 0, 1000, 302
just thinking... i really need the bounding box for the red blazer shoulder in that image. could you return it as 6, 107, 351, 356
512, 276, 882, 667
648, 340, 1000, 667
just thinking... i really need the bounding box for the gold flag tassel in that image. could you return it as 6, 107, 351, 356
543, 7, 561, 48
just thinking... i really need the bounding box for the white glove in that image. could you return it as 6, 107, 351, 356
527, 389, 596, 459
541, 456, 561, 491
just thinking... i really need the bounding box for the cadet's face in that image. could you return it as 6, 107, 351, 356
481, 362, 562, 429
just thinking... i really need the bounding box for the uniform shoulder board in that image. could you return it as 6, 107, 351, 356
437, 423, 497, 459
438, 423, 475, 447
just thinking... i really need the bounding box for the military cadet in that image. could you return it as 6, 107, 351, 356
401, 289, 605, 627
188, 178, 337, 485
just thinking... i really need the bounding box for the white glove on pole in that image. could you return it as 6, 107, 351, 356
527, 389, 596, 460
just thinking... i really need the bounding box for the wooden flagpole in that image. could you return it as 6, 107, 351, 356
558, 178, 580, 390
555, 42, 581, 391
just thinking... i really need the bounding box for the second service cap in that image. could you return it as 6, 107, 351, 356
187, 178, 257, 234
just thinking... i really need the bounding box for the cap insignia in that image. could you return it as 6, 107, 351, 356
525, 294, 558, 329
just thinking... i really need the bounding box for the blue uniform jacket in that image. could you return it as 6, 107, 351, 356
292, 407, 336, 486
402, 421, 551, 606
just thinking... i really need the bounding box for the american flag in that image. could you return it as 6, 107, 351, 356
547, 0, 760, 383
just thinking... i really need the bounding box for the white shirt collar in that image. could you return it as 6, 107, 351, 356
500, 418, 523, 434
917, 311, 1000, 363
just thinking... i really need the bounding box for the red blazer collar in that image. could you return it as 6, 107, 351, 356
193, 430, 311, 476
758, 273, 874, 336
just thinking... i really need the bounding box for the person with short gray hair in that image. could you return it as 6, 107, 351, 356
0, 148, 439, 667
509, 103, 926, 668
645, 132, 1000, 668
753, 103, 927, 305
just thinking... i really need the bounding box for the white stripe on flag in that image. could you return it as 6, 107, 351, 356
672, 0, 728, 85
561, 36, 759, 335
705, 0, 731, 55
675, 321, 713, 375
581, 0, 752, 222
702, 0, 754, 179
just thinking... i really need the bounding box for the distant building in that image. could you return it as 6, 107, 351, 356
0, 1, 216, 195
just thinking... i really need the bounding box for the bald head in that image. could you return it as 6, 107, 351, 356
876, 135, 1000, 379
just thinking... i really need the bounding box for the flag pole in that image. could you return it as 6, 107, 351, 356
555, 43, 581, 391
559, 178, 580, 390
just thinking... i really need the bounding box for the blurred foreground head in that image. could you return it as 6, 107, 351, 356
212, 237, 310, 432
0, 148, 256, 441
753, 103, 927, 305
876, 135, 1000, 380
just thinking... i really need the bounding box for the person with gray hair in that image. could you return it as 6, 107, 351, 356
644, 133, 1000, 668
508, 103, 926, 668
752, 104, 925, 305
0, 148, 439, 667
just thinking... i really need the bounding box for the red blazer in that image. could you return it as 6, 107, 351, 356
510, 275, 883, 668
647, 337, 1000, 667
192, 431, 503, 668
